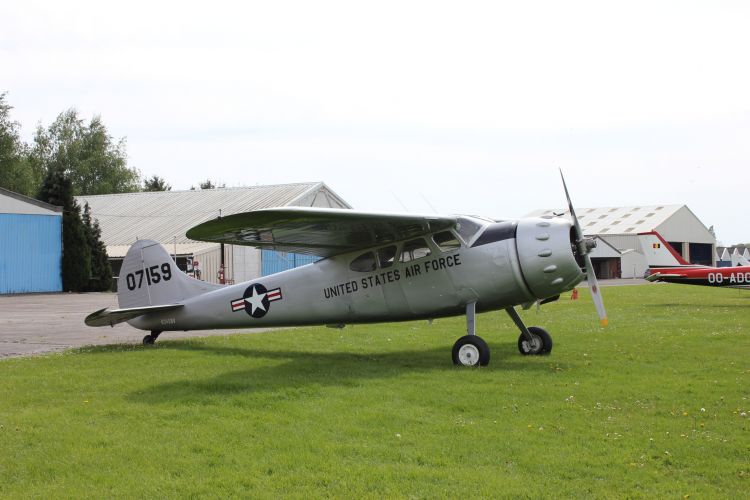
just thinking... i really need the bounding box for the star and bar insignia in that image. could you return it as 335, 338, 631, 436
230, 283, 283, 318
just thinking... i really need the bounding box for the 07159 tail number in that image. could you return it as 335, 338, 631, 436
125, 263, 172, 290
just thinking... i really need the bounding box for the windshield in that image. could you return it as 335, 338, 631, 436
455, 216, 486, 244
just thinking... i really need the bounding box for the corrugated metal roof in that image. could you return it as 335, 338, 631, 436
106, 242, 218, 258
77, 182, 346, 249
525, 205, 683, 236
0, 187, 63, 215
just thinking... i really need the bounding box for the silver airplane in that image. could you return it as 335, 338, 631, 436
86, 174, 607, 367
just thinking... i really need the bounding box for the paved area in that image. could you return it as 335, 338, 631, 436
0, 293, 271, 358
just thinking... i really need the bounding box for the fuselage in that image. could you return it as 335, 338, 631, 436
647, 265, 750, 289
129, 216, 585, 332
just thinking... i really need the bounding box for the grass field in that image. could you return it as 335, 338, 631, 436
1, 285, 748, 498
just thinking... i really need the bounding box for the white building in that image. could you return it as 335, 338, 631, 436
77, 182, 350, 287
526, 205, 715, 278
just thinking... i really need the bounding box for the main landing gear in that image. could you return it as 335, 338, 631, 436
142, 331, 162, 345
451, 303, 553, 367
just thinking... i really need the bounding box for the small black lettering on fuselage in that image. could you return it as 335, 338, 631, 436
322, 253, 461, 299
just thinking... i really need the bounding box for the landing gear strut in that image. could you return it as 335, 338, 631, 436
452, 302, 490, 367
505, 307, 553, 355
142, 331, 162, 345
452, 304, 554, 366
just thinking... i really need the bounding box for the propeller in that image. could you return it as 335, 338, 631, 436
559, 170, 608, 327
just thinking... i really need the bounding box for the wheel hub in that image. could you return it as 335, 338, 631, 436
458, 344, 480, 366
522, 335, 541, 354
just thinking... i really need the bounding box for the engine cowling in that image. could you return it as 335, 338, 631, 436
515, 217, 585, 300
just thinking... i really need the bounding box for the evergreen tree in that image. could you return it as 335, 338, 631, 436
82, 202, 113, 291
38, 166, 91, 292
197, 179, 226, 189
143, 175, 171, 191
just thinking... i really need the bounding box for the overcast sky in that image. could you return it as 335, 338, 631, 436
2, 1, 748, 243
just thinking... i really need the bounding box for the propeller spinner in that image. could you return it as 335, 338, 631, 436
560, 170, 608, 327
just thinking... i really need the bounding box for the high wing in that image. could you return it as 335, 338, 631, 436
186, 207, 459, 258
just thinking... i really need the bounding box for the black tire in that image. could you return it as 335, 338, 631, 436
142, 334, 155, 345
452, 335, 491, 367
517, 327, 553, 355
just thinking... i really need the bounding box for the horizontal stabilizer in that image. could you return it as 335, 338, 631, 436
85, 304, 183, 327
645, 272, 686, 282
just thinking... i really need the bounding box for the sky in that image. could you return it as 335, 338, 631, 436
2, 0, 749, 244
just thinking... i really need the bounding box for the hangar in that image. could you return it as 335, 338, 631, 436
526, 205, 715, 278
77, 182, 350, 288
0, 188, 63, 294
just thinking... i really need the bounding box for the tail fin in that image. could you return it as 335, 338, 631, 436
118, 239, 221, 308
637, 231, 692, 268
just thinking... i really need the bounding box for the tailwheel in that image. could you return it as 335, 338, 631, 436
142, 331, 162, 345
517, 326, 553, 355
452, 335, 490, 367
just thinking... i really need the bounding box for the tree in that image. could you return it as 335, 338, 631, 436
37, 166, 91, 292
0, 92, 41, 196
29, 109, 141, 196
82, 202, 113, 291
197, 179, 227, 190
143, 175, 171, 191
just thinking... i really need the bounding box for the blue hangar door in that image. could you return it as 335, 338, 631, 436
0, 214, 62, 294
261, 250, 319, 276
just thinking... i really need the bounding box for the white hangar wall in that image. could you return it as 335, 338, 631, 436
526, 204, 715, 279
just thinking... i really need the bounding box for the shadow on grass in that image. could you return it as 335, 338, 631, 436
108, 340, 561, 404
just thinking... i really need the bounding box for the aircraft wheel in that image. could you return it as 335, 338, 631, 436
142, 334, 156, 345
518, 327, 552, 355
452, 335, 490, 367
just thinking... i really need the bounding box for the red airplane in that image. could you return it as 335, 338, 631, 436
639, 231, 750, 289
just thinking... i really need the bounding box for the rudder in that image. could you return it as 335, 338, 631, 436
118, 240, 222, 308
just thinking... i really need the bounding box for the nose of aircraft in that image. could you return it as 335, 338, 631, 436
515, 216, 586, 300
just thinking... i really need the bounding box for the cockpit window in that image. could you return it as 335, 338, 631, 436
432, 231, 461, 252
349, 251, 376, 272
377, 245, 397, 268
399, 238, 431, 263
456, 217, 483, 243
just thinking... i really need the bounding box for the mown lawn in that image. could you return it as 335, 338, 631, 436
0, 285, 748, 498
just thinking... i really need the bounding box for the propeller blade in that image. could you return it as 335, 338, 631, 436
560, 169, 584, 245
584, 253, 609, 327
559, 169, 608, 327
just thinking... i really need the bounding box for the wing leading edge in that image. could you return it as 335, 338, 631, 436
186, 207, 459, 258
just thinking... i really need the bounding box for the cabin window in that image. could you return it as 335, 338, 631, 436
378, 245, 397, 268
400, 238, 431, 262
432, 231, 461, 252
349, 251, 376, 272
